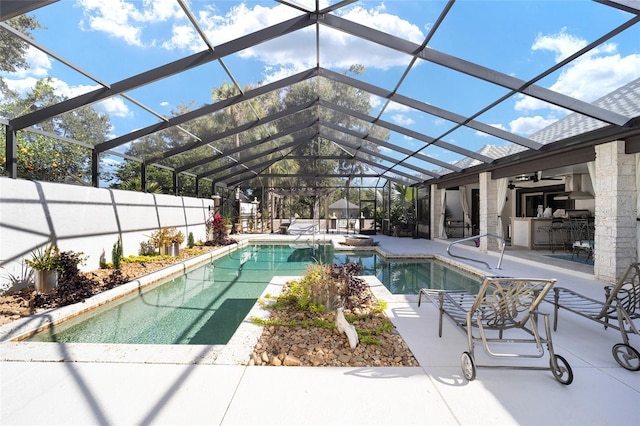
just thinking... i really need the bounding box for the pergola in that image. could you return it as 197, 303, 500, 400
2, 0, 640, 198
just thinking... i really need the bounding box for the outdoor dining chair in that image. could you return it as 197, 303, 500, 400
570, 218, 594, 261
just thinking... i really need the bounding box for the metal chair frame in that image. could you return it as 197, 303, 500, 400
547, 262, 640, 371
570, 218, 594, 261
419, 277, 573, 384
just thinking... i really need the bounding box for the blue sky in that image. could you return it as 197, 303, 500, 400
2, 0, 640, 174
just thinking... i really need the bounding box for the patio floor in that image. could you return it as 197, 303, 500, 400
1, 234, 637, 425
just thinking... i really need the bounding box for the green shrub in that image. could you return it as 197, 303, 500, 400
284, 261, 368, 313
99, 249, 107, 269
138, 240, 156, 256
112, 239, 123, 270
187, 232, 195, 248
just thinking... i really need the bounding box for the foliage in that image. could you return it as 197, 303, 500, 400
0, 16, 41, 74
138, 240, 156, 256
204, 212, 235, 247
31, 248, 96, 305
99, 250, 107, 269
372, 299, 387, 313
150, 227, 184, 248
285, 261, 369, 313
288, 263, 336, 312
390, 184, 416, 225
170, 229, 185, 244
25, 244, 60, 271
187, 232, 195, 248
111, 239, 123, 270
0, 79, 111, 182
123, 254, 168, 263
117, 175, 162, 194
56, 250, 87, 282
101, 269, 130, 290
331, 262, 370, 310
34, 263, 130, 308
108, 72, 387, 212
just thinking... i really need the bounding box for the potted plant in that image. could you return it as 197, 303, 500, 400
25, 243, 60, 293
168, 228, 184, 256
151, 227, 184, 256
223, 215, 233, 235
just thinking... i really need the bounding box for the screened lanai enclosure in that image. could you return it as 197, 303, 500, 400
1, 0, 640, 237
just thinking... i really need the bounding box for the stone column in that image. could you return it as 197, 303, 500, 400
479, 172, 498, 251
594, 140, 637, 283
430, 184, 444, 240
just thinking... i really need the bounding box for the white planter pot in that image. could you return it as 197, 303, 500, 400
167, 243, 180, 257
35, 270, 58, 293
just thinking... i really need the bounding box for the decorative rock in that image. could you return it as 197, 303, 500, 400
270, 356, 282, 366
338, 353, 351, 364
284, 354, 301, 366
249, 285, 419, 368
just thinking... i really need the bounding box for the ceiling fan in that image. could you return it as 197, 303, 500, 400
509, 172, 562, 189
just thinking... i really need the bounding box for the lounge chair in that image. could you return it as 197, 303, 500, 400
418, 277, 573, 384
546, 263, 640, 371
286, 219, 319, 235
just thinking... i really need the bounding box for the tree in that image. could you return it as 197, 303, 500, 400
1, 79, 111, 183
0, 16, 41, 74
391, 183, 415, 224
277, 66, 390, 216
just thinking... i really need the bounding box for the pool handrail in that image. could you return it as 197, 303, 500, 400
447, 233, 506, 270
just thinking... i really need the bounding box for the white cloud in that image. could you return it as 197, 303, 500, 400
1, 46, 53, 96
161, 24, 204, 50
75, 1, 422, 84
2, 76, 39, 96
77, 0, 184, 47
3, 76, 131, 119
507, 30, 640, 136
160, 101, 169, 107
392, 114, 414, 126
515, 31, 640, 113
95, 97, 131, 118
384, 100, 412, 113
532, 28, 587, 63
11, 47, 51, 78
51, 79, 132, 118
509, 115, 557, 136
189, 2, 422, 82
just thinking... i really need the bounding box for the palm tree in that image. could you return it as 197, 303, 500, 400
391, 183, 415, 224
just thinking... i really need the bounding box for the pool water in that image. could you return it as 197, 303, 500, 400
334, 252, 481, 295
26, 244, 479, 345
27, 244, 334, 345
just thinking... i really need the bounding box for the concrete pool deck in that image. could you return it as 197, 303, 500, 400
1, 234, 638, 425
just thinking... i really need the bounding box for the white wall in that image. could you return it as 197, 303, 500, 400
0, 178, 212, 289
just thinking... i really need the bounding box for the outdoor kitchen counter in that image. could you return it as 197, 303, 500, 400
511, 217, 556, 249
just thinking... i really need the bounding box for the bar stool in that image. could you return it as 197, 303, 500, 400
548, 218, 565, 253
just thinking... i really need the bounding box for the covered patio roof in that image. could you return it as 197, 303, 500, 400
2, 1, 640, 192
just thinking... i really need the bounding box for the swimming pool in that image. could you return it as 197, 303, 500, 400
25, 243, 335, 345
24, 244, 480, 345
